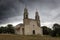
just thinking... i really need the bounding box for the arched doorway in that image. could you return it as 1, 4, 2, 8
33, 30, 35, 35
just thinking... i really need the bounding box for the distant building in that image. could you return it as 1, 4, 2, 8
15, 7, 43, 35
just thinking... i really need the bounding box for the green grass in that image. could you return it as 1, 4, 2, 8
0, 34, 60, 40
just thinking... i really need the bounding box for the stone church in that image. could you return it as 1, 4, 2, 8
15, 7, 43, 35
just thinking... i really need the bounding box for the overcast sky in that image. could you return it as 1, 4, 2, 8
0, 0, 60, 28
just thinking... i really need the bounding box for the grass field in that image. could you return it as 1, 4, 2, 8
0, 34, 60, 40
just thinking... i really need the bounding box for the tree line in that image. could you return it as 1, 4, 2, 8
42, 23, 60, 37
0, 23, 60, 37
0, 24, 15, 34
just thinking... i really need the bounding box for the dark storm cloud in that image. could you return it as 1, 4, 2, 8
0, 0, 60, 28
0, 0, 19, 19
0, 0, 23, 24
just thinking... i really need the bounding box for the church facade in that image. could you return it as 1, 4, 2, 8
15, 8, 43, 35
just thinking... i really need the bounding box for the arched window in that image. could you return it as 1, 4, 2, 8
26, 15, 28, 18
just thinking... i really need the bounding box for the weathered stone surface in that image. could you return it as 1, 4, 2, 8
15, 7, 43, 35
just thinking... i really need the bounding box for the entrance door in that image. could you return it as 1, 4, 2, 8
22, 28, 24, 35
33, 30, 35, 35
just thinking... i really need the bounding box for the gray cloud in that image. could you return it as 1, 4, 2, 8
0, 0, 60, 28
0, 0, 23, 24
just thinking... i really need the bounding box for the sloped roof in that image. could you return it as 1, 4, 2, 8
15, 23, 24, 30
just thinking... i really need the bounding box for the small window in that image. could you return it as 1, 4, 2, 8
33, 25, 35, 26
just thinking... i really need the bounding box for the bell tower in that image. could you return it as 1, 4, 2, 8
35, 10, 40, 20
23, 7, 29, 25
35, 10, 40, 27
24, 7, 28, 19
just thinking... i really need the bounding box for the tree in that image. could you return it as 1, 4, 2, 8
7, 24, 15, 34
52, 23, 60, 36
42, 26, 52, 35
0, 26, 3, 33
0, 24, 15, 34
0, 26, 7, 33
